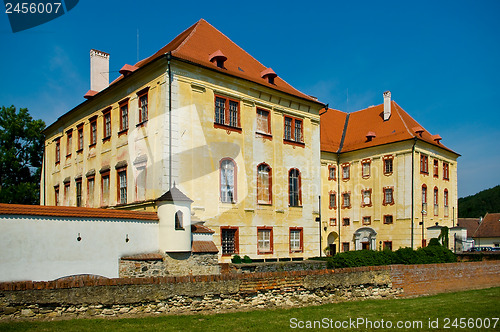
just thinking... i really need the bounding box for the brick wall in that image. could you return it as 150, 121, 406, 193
389, 261, 500, 297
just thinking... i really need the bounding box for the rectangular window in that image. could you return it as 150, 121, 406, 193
256, 108, 271, 134
444, 189, 449, 217
221, 227, 238, 255
363, 216, 371, 225
362, 161, 370, 178
288, 169, 301, 207
77, 124, 83, 152
138, 91, 148, 123
214, 95, 240, 129
101, 172, 110, 206
383, 241, 393, 251
55, 138, 60, 164
329, 218, 337, 226
384, 215, 393, 224
66, 130, 72, 157
64, 182, 70, 206
90, 117, 97, 146
443, 162, 449, 180
362, 189, 372, 207
328, 165, 336, 180
433, 159, 439, 178
289, 228, 303, 252
220, 159, 236, 203
342, 164, 350, 180
434, 187, 439, 216
118, 169, 127, 204
283, 116, 304, 144
342, 218, 350, 226
329, 192, 336, 209
342, 192, 351, 208
342, 242, 350, 252
384, 156, 394, 175
87, 176, 95, 207
420, 154, 428, 174
120, 100, 129, 132
383, 187, 394, 205
54, 186, 59, 206
76, 179, 82, 207
103, 109, 111, 139
257, 227, 273, 254
257, 164, 272, 204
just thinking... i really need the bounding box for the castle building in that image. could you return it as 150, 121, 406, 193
41, 19, 325, 262
320, 92, 460, 254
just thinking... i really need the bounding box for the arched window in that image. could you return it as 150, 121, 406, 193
175, 210, 183, 230
289, 168, 301, 207
257, 163, 272, 204
220, 158, 236, 203
422, 184, 427, 215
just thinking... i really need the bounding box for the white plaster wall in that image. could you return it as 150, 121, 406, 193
0, 215, 158, 282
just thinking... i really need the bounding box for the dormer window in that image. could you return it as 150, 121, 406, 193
260, 68, 277, 84
412, 126, 424, 137
432, 134, 442, 144
209, 50, 227, 69
119, 64, 139, 77
366, 131, 376, 142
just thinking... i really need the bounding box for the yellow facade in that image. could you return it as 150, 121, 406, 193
320, 140, 459, 253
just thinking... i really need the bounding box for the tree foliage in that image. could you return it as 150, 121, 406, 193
0, 105, 45, 204
458, 185, 500, 218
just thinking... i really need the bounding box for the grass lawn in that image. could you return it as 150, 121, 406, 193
1, 287, 499, 331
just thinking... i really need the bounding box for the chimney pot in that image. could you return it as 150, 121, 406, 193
383, 91, 391, 121
90, 49, 109, 92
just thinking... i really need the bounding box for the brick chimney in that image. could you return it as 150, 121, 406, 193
90, 49, 109, 92
383, 91, 391, 121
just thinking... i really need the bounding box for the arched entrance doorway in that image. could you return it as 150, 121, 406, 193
326, 232, 338, 256
354, 227, 377, 250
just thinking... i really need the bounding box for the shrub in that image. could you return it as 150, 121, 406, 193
231, 255, 242, 263
242, 255, 252, 263
428, 238, 441, 246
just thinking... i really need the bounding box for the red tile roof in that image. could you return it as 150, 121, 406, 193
191, 224, 215, 234
457, 218, 481, 238
0, 203, 159, 221
191, 241, 219, 253
112, 19, 320, 104
474, 213, 500, 238
320, 102, 459, 155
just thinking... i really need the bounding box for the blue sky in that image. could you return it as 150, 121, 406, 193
1, 0, 499, 198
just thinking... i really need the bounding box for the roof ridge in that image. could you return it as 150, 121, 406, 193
337, 113, 350, 153
393, 101, 414, 137
172, 18, 204, 56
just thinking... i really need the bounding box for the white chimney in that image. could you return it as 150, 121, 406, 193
90, 49, 109, 92
383, 90, 391, 121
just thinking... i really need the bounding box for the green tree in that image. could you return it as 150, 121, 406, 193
0, 105, 45, 204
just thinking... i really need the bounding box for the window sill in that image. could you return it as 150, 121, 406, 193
222, 253, 238, 257
136, 120, 148, 128
289, 205, 303, 208
102, 136, 111, 143
76, 149, 83, 154
89, 143, 96, 148
258, 202, 272, 206
118, 129, 128, 136
214, 122, 242, 133
283, 139, 304, 147
256, 131, 272, 139
384, 172, 393, 176
290, 250, 303, 253
66, 154, 71, 158
257, 251, 273, 255
175, 227, 185, 231
55, 161, 60, 166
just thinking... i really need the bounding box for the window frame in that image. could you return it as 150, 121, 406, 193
361, 189, 372, 207
328, 165, 336, 180
383, 186, 395, 206
89, 116, 98, 147
433, 159, 439, 178
283, 115, 304, 146
329, 218, 337, 226
434, 186, 439, 216
117, 167, 127, 205
87, 175, 95, 207
383, 215, 393, 224
54, 185, 59, 206
214, 94, 241, 132
221, 226, 239, 256
342, 242, 350, 252
341, 163, 350, 180
289, 227, 303, 253
137, 88, 149, 125
119, 98, 129, 134
66, 129, 72, 158
443, 162, 449, 180
329, 191, 337, 209
64, 181, 70, 206
420, 154, 429, 174
383, 241, 393, 251
101, 170, 110, 207
341, 191, 351, 209
342, 218, 350, 226
256, 108, 272, 136
383, 155, 394, 175
76, 124, 84, 153
288, 168, 302, 207
362, 216, 371, 225
55, 138, 61, 164
75, 178, 82, 207
175, 210, 184, 230
361, 159, 371, 178
102, 107, 112, 141
257, 163, 272, 205
257, 226, 273, 254
220, 158, 237, 204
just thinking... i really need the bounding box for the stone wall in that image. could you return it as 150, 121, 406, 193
1, 261, 499, 321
